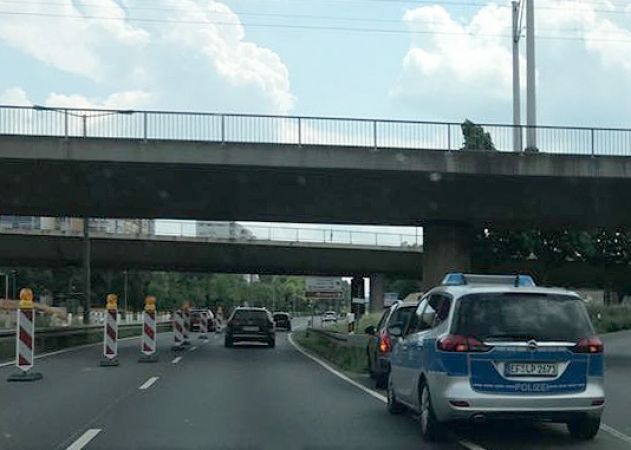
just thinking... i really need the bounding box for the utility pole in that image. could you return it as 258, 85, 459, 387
83, 218, 91, 325
526, 0, 537, 151
512, 1, 522, 152
123, 269, 129, 318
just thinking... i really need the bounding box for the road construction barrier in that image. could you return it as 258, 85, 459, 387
199, 311, 209, 341
182, 302, 191, 346
138, 296, 158, 363
171, 309, 184, 351
7, 288, 42, 382
100, 294, 119, 367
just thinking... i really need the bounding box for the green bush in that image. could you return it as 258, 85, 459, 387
588, 304, 631, 334
294, 330, 367, 374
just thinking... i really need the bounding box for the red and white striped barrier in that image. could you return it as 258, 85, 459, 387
182, 303, 191, 346
198, 311, 209, 341
7, 288, 42, 381
100, 294, 119, 366
171, 309, 184, 351
138, 296, 159, 363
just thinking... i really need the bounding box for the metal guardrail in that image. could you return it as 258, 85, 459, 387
307, 327, 368, 348
0, 219, 423, 249
1, 104, 631, 156
0, 322, 169, 339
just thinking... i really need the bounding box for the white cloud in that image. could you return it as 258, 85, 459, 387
392, 4, 524, 119
0, 87, 32, 106
45, 90, 152, 109
392, 0, 631, 123
160, 0, 294, 113
0, 0, 294, 114
0, 0, 148, 80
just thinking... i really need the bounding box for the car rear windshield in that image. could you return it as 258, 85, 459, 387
453, 293, 593, 342
232, 310, 268, 321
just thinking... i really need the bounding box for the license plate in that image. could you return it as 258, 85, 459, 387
243, 326, 259, 332
505, 362, 558, 377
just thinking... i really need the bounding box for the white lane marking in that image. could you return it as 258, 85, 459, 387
189, 346, 197, 352
138, 376, 159, 390
288, 333, 386, 403
288, 333, 489, 450
65, 428, 101, 450
171, 356, 182, 364
601, 424, 631, 445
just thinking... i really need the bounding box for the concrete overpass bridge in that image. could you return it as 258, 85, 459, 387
2, 105, 631, 286
0, 225, 422, 277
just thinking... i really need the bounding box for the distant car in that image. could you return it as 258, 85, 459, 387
273, 312, 292, 331
365, 300, 418, 389
190, 308, 216, 332
388, 273, 604, 442
225, 307, 276, 348
322, 311, 337, 323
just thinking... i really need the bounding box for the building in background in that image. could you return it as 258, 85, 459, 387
0, 216, 155, 235
195, 221, 254, 240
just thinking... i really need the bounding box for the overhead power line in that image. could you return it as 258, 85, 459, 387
2, 0, 631, 16
1, 9, 631, 42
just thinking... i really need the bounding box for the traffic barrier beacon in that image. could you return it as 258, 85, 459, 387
7, 288, 43, 382
138, 295, 159, 363
100, 294, 120, 366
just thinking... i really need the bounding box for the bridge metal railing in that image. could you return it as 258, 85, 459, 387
1, 104, 631, 156
0, 218, 423, 250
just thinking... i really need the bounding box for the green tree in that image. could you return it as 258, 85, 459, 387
460, 119, 496, 151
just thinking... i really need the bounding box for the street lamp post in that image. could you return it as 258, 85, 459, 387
83, 218, 91, 325
512, 1, 522, 152
525, 0, 537, 151
123, 269, 129, 318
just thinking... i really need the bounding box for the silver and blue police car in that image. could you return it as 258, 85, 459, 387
387, 273, 604, 441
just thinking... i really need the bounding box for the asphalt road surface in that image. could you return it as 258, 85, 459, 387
0, 322, 629, 450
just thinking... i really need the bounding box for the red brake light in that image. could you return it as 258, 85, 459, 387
437, 334, 490, 353
572, 336, 603, 354
379, 330, 392, 353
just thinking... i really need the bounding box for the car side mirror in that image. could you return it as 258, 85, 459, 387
388, 325, 403, 337
364, 325, 376, 335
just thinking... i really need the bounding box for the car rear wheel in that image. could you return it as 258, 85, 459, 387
387, 374, 404, 415
268, 339, 276, 348
567, 416, 601, 440
419, 379, 441, 442
224, 337, 233, 348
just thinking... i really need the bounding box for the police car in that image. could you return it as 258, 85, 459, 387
387, 273, 604, 441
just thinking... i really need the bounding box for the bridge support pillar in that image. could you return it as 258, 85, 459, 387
422, 223, 472, 290
369, 274, 385, 313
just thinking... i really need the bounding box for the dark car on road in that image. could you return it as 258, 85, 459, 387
365, 300, 418, 389
225, 307, 276, 348
273, 312, 292, 331
190, 308, 216, 332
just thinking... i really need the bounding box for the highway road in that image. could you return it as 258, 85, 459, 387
0, 320, 629, 450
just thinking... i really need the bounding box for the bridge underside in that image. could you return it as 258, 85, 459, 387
1, 137, 631, 227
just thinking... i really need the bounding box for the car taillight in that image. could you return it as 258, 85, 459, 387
378, 331, 392, 353
437, 334, 491, 353
572, 336, 603, 354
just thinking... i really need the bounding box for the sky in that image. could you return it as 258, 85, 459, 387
2, 0, 631, 235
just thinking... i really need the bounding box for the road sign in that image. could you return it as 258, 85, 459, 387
305, 277, 343, 293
